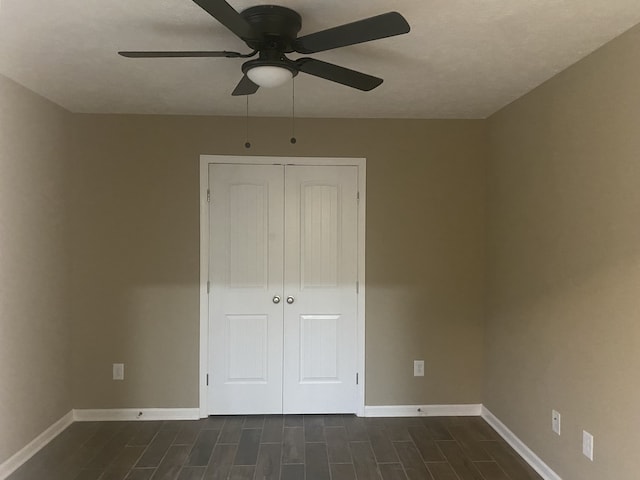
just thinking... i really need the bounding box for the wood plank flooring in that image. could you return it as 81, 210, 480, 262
6, 416, 542, 480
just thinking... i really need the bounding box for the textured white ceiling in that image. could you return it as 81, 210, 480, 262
1, 0, 639, 118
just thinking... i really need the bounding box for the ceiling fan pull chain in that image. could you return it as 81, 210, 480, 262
245, 96, 251, 149
290, 77, 297, 145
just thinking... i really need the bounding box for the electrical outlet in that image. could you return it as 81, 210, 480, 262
414, 360, 424, 376
552, 410, 561, 435
113, 363, 124, 380
582, 430, 594, 461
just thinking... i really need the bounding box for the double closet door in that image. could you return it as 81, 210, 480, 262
207, 163, 358, 414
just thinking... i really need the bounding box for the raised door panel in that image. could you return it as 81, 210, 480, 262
225, 314, 268, 382
301, 184, 339, 288
300, 314, 340, 382
227, 183, 268, 288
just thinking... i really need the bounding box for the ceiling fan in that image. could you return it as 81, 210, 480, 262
118, 0, 410, 96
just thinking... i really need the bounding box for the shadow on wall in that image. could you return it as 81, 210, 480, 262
69, 135, 200, 408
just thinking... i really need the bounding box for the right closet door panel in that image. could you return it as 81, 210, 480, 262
282, 165, 359, 413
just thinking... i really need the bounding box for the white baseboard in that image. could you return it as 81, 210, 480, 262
364, 404, 482, 417
1, 405, 560, 480
481, 406, 562, 480
73, 408, 201, 422
0, 411, 74, 480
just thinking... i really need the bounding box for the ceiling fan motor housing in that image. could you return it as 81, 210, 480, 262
240, 5, 302, 77
240, 5, 302, 52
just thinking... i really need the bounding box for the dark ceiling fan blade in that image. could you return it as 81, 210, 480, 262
296, 58, 383, 91
192, 0, 259, 40
294, 12, 410, 54
232, 75, 259, 96
118, 50, 249, 58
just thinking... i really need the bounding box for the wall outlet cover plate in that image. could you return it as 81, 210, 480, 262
413, 360, 424, 377
582, 430, 594, 461
552, 410, 561, 435
113, 363, 124, 380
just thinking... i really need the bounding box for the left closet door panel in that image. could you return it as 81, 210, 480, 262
208, 164, 284, 414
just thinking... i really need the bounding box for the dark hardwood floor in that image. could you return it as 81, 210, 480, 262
7, 415, 542, 480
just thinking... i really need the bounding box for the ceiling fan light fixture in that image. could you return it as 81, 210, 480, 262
246, 65, 293, 88
119, 2, 411, 96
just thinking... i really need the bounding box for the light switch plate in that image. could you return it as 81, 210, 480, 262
414, 360, 424, 376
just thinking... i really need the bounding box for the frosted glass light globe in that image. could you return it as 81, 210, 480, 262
246, 65, 293, 88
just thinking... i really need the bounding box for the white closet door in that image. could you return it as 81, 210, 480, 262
208, 164, 284, 414
282, 165, 359, 413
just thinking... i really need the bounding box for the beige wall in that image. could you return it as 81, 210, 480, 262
485, 24, 640, 480
69, 115, 487, 408
0, 74, 72, 463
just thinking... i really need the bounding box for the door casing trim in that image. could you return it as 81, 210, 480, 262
199, 155, 367, 417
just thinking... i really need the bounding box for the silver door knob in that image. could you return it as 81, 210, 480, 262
286, 296, 295, 304
272, 296, 281, 304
